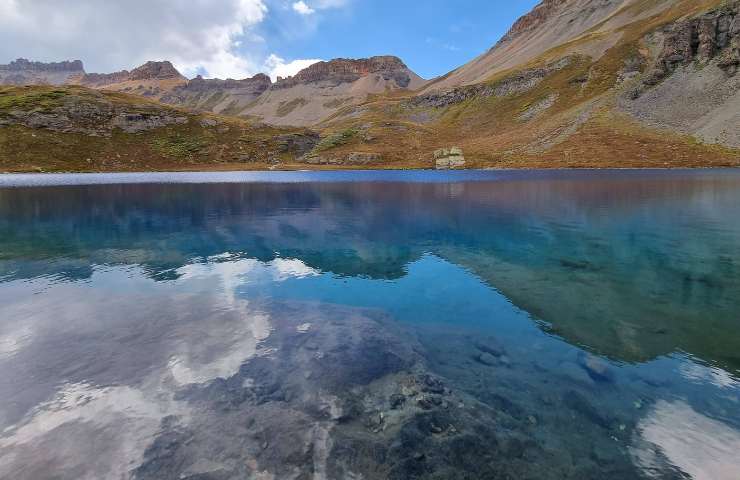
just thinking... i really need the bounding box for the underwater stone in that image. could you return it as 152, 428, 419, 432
475, 352, 498, 366
578, 352, 615, 383
473, 338, 505, 357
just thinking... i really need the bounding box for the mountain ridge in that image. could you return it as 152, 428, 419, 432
10, 55, 426, 126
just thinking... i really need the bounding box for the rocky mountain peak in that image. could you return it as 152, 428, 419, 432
297, 56, 408, 80
273, 55, 415, 89
128, 61, 185, 81
494, 0, 571, 48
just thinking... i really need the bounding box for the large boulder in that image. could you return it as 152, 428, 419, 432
434, 147, 466, 169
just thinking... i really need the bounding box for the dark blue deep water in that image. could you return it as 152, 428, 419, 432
0, 170, 739, 479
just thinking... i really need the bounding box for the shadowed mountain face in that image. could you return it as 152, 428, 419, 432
2, 170, 739, 373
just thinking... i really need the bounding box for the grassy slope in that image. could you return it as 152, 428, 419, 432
0, 86, 321, 172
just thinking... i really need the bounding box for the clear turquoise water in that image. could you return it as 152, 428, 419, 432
0, 170, 739, 479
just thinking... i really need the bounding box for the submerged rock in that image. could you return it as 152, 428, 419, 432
473, 337, 506, 358
578, 352, 615, 383
475, 352, 499, 367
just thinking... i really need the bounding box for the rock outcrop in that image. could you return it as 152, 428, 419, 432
274, 132, 321, 157
0, 58, 85, 85
619, 2, 740, 148
642, 2, 740, 89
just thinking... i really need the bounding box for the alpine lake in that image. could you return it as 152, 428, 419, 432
0, 169, 739, 480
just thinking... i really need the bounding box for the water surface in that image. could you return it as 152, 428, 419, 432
0, 170, 739, 479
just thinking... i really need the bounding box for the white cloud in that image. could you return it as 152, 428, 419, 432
264, 53, 322, 81
292, 1, 315, 15
292, 0, 348, 16
0, 0, 353, 80
0, 0, 268, 79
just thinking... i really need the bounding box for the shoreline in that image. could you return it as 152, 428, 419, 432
2, 167, 740, 188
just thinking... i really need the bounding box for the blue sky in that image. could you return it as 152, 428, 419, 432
258, 0, 540, 79
0, 0, 541, 80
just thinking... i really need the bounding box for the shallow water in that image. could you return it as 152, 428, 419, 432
0, 170, 739, 479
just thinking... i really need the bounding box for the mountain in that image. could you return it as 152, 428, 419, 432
0, 58, 84, 86
1, 0, 739, 171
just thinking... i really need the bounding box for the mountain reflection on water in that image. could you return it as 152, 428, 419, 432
0, 170, 739, 479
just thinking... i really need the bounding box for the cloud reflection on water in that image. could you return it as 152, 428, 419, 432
632, 400, 740, 480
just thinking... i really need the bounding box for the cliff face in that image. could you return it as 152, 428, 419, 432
619, 1, 740, 147
641, 4, 740, 85
0, 58, 85, 85
0, 58, 84, 73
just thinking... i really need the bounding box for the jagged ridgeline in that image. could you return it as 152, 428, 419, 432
0, 58, 84, 85
1, 0, 739, 171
